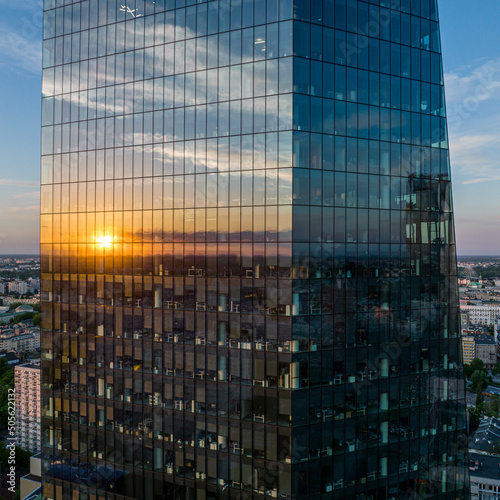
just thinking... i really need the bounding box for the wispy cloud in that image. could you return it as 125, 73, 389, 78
0, 179, 39, 188
445, 58, 500, 109
449, 132, 500, 184
7, 205, 39, 213
11, 191, 40, 201
444, 58, 500, 185
0, 0, 42, 75
0, 30, 41, 75
0, 0, 42, 10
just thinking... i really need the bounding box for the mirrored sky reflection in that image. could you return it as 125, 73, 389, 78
1, 0, 499, 254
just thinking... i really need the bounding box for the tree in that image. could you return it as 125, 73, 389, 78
0, 440, 9, 464
485, 394, 500, 417
15, 447, 32, 468
464, 358, 486, 379
9, 312, 34, 324
0, 360, 14, 428
493, 362, 500, 376
476, 388, 484, 408
468, 406, 481, 432
32, 312, 40, 326
471, 369, 489, 393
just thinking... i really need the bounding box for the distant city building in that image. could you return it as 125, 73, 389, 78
460, 311, 470, 331
461, 304, 500, 326
15, 304, 35, 315
0, 351, 20, 365
0, 328, 40, 353
468, 281, 483, 289
0, 282, 7, 294
493, 316, 500, 360
469, 417, 500, 454
494, 316, 500, 339
0, 311, 15, 324
15, 363, 41, 453
461, 332, 496, 368
469, 453, 500, 499
20, 453, 42, 500
2, 296, 40, 307
28, 279, 41, 293
462, 336, 475, 365
8, 280, 28, 295
475, 333, 497, 369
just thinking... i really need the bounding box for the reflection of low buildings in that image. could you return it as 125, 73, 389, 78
44, 458, 126, 491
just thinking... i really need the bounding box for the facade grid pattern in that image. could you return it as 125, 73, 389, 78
40, 0, 469, 499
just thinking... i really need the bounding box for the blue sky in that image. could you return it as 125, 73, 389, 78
0, 0, 499, 255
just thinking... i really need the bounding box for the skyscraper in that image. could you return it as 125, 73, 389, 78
40, 0, 468, 499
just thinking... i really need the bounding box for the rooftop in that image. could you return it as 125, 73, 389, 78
15, 304, 34, 312
471, 417, 500, 453
16, 362, 40, 370
469, 453, 500, 481
474, 333, 496, 345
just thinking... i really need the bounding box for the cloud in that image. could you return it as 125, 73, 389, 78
444, 58, 500, 110
448, 126, 500, 185
0, 1, 42, 75
7, 205, 39, 213
444, 58, 500, 185
0, 0, 42, 10
449, 133, 499, 181
11, 191, 40, 200
0, 179, 39, 188
0, 31, 41, 75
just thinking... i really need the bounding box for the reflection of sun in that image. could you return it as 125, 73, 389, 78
97, 235, 113, 249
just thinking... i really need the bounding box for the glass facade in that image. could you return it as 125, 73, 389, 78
40, 0, 468, 498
